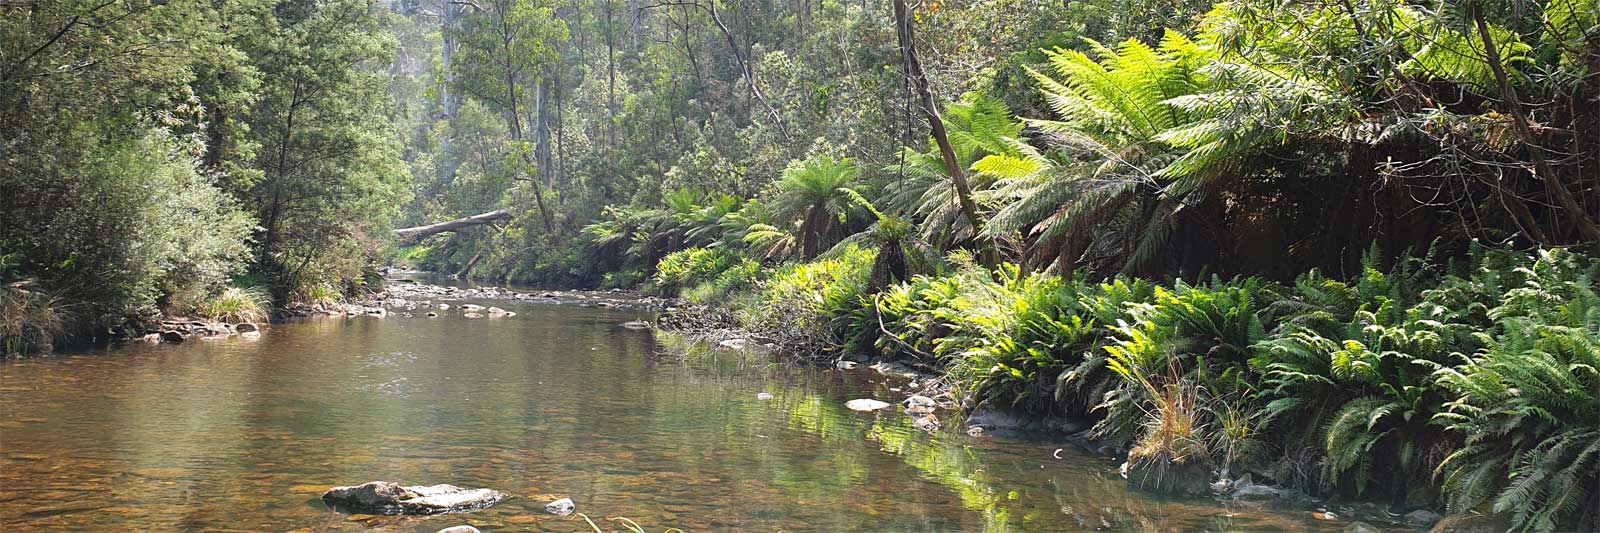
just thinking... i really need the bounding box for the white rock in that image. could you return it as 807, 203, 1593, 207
756, 392, 774, 400
544, 497, 575, 516
845, 399, 892, 412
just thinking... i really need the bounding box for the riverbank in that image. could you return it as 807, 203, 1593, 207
638, 245, 1598, 533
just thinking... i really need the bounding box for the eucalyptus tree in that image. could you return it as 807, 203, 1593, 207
451, 0, 570, 233
239, 0, 409, 297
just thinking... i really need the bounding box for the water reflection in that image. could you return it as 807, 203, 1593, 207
3, 300, 1351, 531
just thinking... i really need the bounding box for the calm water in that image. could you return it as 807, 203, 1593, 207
2, 294, 1352, 532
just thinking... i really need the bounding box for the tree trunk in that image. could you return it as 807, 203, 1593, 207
534, 77, 554, 186
891, 0, 992, 266
1471, 6, 1600, 243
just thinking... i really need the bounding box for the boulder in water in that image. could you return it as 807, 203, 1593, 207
902, 395, 937, 415
1405, 509, 1442, 528
543, 497, 575, 516
234, 323, 258, 333
756, 392, 774, 400
436, 527, 481, 533
620, 320, 650, 329
321, 481, 506, 515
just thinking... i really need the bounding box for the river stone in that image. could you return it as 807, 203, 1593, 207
1430, 512, 1511, 533
463, 312, 483, 319
756, 392, 774, 400
846, 399, 892, 411
461, 304, 484, 312
436, 527, 480, 533
1405, 509, 1443, 528
234, 323, 258, 333
321, 481, 506, 515
1343, 522, 1383, 533
1232, 482, 1281, 500
903, 395, 937, 415
912, 412, 941, 432
544, 498, 575, 516
717, 338, 748, 350
486, 307, 508, 317
620, 320, 650, 329
160, 331, 185, 343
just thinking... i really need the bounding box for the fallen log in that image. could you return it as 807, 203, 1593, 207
394, 209, 511, 240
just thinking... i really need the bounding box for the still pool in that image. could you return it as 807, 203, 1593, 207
1, 295, 1354, 531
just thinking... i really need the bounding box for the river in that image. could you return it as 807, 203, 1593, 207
1, 288, 1357, 531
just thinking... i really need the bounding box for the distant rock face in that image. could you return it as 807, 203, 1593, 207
321, 481, 506, 515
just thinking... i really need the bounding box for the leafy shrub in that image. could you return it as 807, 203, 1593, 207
652, 247, 738, 296
751, 246, 876, 346
1, 126, 254, 328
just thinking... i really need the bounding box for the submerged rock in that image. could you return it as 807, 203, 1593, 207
321, 481, 506, 515
620, 320, 651, 329
234, 323, 258, 333
902, 395, 937, 415
486, 306, 508, 317
1343, 522, 1383, 533
1430, 512, 1511, 533
436, 527, 481, 533
717, 338, 748, 350
912, 413, 941, 432
1231, 482, 1281, 500
1404, 509, 1442, 528
543, 497, 575, 516
1122, 458, 1213, 497
845, 399, 892, 412
756, 392, 774, 400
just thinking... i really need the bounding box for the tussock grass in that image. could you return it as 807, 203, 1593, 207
195, 287, 269, 323
1, 283, 65, 355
